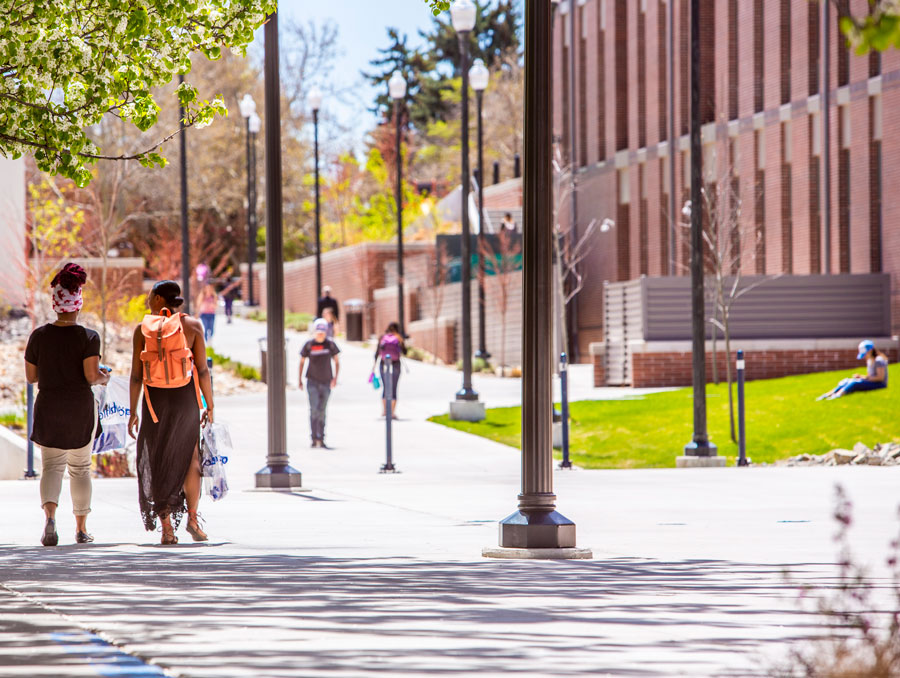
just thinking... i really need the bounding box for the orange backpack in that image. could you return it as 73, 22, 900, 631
140, 308, 203, 423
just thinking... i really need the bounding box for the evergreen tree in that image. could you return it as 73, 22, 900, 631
420, 0, 521, 75
362, 28, 452, 133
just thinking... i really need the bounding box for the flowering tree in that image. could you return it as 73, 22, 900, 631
0, 0, 275, 186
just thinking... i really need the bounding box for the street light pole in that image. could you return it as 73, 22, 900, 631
239, 94, 260, 306
310, 88, 323, 309
680, 0, 718, 464
487, 0, 587, 557
255, 10, 301, 489
470, 59, 490, 362
454, 0, 477, 404
178, 73, 191, 314
389, 72, 408, 335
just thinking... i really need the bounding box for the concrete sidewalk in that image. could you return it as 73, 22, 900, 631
1, 314, 899, 676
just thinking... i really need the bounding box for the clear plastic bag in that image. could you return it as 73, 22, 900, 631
200, 423, 231, 501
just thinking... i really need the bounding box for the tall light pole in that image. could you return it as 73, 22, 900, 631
255, 10, 301, 489
470, 58, 490, 362
679, 0, 719, 465
239, 94, 260, 306
178, 73, 191, 314
485, 0, 588, 558
309, 87, 323, 309
389, 71, 408, 335
449, 0, 484, 422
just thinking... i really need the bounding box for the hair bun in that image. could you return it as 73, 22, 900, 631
172, 296, 185, 307
50, 262, 88, 293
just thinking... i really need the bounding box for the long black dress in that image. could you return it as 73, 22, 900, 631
137, 381, 200, 531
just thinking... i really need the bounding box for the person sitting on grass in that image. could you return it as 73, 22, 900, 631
817, 340, 889, 400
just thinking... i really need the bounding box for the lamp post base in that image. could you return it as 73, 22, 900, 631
498, 509, 577, 549
254, 464, 303, 489
483, 546, 592, 560
449, 399, 485, 422
474, 349, 491, 360
677, 440, 724, 467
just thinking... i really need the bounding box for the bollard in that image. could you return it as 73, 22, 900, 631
24, 383, 36, 478
736, 349, 749, 467
380, 355, 398, 473
559, 352, 572, 469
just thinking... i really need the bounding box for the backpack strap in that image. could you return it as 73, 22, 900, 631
143, 383, 159, 424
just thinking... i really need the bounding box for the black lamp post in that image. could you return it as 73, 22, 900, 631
486, 0, 587, 557
309, 87, 323, 309
389, 71, 407, 334
178, 73, 191, 314
681, 0, 718, 463
450, 0, 481, 413
255, 10, 302, 489
239, 94, 260, 306
470, 58, 490, 362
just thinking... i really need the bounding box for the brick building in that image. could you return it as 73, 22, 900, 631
552, 0, 900, 367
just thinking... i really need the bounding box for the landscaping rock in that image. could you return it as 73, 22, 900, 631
864, 454, 883, 466
831, 449, 856, 465
852, 442, 871, 457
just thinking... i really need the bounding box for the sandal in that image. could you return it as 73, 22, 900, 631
185, 510, 208, 542
161, 521, 178, 545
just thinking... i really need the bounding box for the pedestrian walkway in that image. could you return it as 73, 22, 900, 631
1, 314, 899, 676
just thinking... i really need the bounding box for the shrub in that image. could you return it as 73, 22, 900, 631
206, 347, 261, 382
119, 294, 148, 325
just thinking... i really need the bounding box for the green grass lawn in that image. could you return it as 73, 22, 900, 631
429, 365, 899, 468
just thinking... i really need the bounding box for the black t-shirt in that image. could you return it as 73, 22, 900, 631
24, 324, 101, 449
317, 296, 339, 320
300, 338, 340, 384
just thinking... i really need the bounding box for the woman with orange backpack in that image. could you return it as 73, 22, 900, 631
127, 280, 214, 545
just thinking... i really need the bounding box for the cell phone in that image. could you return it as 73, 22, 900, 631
100, 364, 112, 373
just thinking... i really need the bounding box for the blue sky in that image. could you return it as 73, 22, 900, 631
275, 0, 440, 146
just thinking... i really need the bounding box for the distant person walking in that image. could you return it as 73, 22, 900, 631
196, 284, 218, 341
317, 285, 339, 323
372, 322, 407, 419
818, 340, 890, 400
321, 306, 337, 339
220, 278, 241, 324
24, 263, 110, 546
128, 281, 214, 545
501, 212, 517, 233
299, 318, 341, 449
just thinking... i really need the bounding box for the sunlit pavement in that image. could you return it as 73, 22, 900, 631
2, 315, 899, 677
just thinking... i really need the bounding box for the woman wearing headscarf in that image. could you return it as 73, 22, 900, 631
127, 281, 214, 545
24, 263, 110, 546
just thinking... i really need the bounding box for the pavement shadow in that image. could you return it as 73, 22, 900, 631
0, 548, 832, 677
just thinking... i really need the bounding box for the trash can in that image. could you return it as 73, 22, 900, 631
344, 299, 365, 342
258, 337, 289, 385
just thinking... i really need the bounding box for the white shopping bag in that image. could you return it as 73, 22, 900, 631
201, 423, 231, 501
93, 376, 131, 454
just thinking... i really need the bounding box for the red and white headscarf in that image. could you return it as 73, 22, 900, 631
51, 284, 83, 313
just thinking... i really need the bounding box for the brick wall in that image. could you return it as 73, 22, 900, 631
407, 317, 456, 365
590, 338, 899, 387
241, 242, 432, 339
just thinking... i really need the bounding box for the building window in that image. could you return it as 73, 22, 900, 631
659, 158, 669, 274
808, 114, 821, 273
728, 0, 738, 120
780, 0, 791, 105
638, 1, 647, 149
837, 1, 850, 87
617, 169, 632, 280
639, 163, 649, 275
597, 0, 607, 161
754, 130, 766, 273
808, 0, 820, 96
659, 0, 668, 140
838, 105, 850, 272
870, 95, 882, 272
781, 121, 793, 272
754, 0, 764, 112
579, 4, 588, 167
615, 0, 629, 151
679, 0, 688, 136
